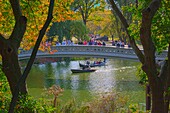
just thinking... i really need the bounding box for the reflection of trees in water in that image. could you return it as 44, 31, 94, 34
44, 59, 71, 88
56, 62, 69, 78
115, 81, 143, 92
63, 58, 71, 67
45, 63, 53, 77
26, 65, 45, 88
45, 79, 56, 88
109, 59, 139, 69
43, 63, 55, 88
27, 61, 71, 88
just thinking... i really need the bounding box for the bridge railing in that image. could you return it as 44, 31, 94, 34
18, 45, 167, 60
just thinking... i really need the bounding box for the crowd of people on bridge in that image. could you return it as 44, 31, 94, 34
43, 39, 131, 49
46, 39, 107, 46
112, 40, 131, 48
77, 39, 106, 46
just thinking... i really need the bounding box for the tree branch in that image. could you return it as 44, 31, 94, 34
158, 60, 168, 83
9, 0, 27, 48
9, 0, 22, 21
167, 43, 170, 84
79, 6, 85, 24
164, 44, 170, 112
146, 0, 161, 19
168, 42, 170, 71
0, 34, 6, 54
109, 0, 145, 64
10, 16, 27, 48
21, 0, 54, 83
140, 0, 161, 77
8, 0, 55, 112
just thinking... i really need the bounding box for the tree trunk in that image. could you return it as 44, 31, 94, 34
165, 44, 170, 113
1, 41, 27, 96
146, 84, 151, 110
151, 83, 165, 113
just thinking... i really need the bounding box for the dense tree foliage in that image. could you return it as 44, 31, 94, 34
47, 21, 72, 42
47, 20, 89, 42
70, 20, 89, 40
127, 0, 170, 52
0, 0, 74, 50
71, 0, 106, 25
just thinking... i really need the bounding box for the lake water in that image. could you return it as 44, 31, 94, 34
26, 58, 145, 105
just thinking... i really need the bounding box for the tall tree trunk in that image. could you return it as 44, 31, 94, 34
1, 40, 27, 96
146, 84, 151, 110
151, 82, 165, 113
0, 0, 28, 96
163, 45, 170, 113
166, 44, 170, 112
140, 1, 163, 112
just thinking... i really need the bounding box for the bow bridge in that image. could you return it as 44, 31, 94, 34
18, 45, 167, 60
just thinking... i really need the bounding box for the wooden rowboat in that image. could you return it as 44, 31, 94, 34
71, 68, 96, 73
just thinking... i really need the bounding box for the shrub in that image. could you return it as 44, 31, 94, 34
0, 67, 11, 113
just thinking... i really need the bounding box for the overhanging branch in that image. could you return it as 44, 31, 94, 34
109, 0, 145, 64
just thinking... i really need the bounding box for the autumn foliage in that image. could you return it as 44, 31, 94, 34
0, 0, 75, 50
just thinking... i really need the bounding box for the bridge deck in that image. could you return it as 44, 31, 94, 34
18, 45, 167, 61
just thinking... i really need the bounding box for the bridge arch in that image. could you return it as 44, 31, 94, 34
18, 45, 167, 61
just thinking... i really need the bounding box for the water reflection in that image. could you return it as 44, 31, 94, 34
27, 58, 145, 103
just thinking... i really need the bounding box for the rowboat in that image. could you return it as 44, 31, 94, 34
71, 68, 96, 73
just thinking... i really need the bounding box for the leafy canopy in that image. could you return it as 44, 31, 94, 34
0, 0, 75, 50
127, 0, 170, 52
47, 20, 89, 42
71, 0, 106, 24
